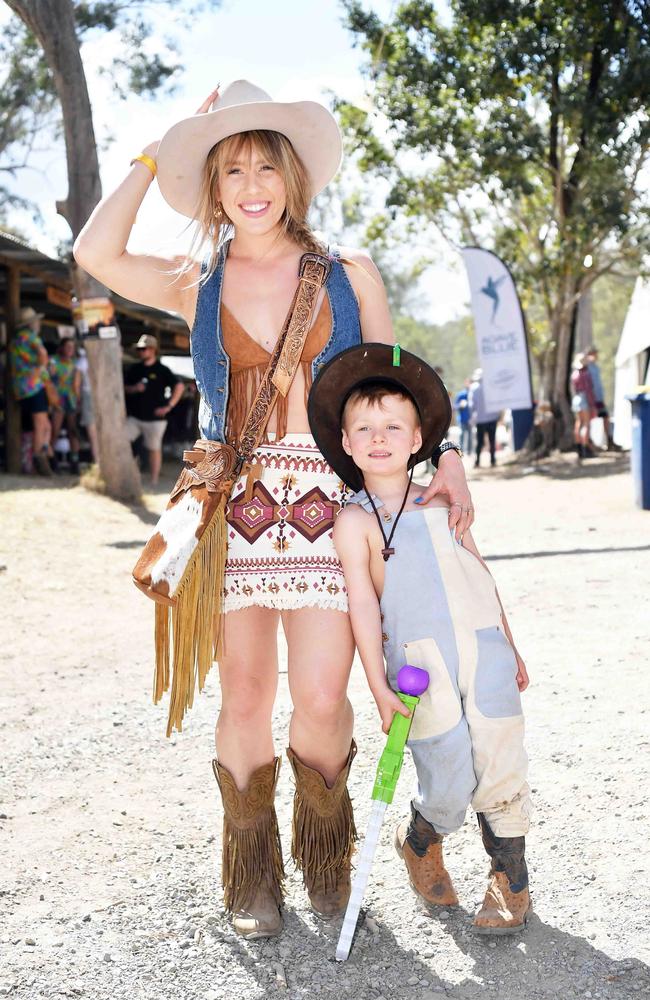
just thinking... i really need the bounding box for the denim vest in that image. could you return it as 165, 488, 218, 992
190, 240, 362, 442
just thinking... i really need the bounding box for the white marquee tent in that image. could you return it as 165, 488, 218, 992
613, 277, 650, 449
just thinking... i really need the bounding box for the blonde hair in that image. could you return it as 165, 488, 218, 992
186, 129, 326, 279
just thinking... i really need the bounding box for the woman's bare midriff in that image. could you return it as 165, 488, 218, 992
264, 362, 312, 435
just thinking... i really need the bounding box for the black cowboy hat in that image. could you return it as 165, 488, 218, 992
307, 343, 451, 492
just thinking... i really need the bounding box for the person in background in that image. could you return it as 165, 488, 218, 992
454, 377, 472, 455
49, 337, 82, 474
76, 347, 99, 464
10, 307, 53, 476
570, 352, 596, 460
468, 368, 500, 468
124, 334, 185, 485
585, 346, 620, 451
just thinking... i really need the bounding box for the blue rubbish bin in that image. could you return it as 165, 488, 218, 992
511, 407, 535, 451
626, 393, 650, 510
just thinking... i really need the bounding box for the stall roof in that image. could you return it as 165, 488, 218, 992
0, 230, 190, 355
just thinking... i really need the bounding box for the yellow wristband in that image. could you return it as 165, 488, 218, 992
130, 153, 157, 177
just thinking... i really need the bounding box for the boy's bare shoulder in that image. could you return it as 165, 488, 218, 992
334, 503, 375, 576
334, 502, 372, 541
336, 502, 370, 527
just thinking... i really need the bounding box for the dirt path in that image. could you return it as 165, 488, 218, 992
1, 452, 649, 1000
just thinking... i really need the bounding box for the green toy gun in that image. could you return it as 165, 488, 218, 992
336, 664, 430, 961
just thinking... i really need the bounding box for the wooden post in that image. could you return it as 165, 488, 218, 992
4, 264, 22, 474
72, 264, 142, 503
83, 332, 142, 502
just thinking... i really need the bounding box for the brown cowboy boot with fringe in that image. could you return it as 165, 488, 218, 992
394, 803, 459, 909
212, 757, 285, 938
473, 813, 532, 935
287, 741, 357, 917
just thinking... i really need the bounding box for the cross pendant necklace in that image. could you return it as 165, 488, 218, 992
362, 467, 414, 561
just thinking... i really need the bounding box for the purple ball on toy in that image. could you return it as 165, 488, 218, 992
397, 664, 430, 696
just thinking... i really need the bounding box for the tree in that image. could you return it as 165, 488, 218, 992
339, 0, 650, 443
2, 1, 218, 496
0, 18, 57, 226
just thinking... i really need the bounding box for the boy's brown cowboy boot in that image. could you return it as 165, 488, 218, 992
394, 804, 459, 908
473, 813, 532, 935
212, 757, 285, 938
287, 742, 357, 917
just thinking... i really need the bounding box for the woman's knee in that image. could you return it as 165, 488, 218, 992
219, 667, 276, 725
292, 682, 350, 728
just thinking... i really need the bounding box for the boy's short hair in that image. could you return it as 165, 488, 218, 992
341, 379, 421, 429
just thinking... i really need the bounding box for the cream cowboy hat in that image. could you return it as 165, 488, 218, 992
19, 306, 45, 324
156, 80, 342, 219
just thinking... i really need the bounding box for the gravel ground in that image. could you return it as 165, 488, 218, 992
1, 451, 649, 1000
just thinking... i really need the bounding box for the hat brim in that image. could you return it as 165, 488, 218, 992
308, 345, 452, 493
157, 99, 342, 219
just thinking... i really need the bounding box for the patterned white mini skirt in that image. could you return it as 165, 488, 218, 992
223, 433, 350, 614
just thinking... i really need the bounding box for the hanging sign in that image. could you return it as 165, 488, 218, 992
72, 297, 116, 337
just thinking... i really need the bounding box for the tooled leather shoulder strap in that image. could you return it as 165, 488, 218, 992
236, 252, 331, 460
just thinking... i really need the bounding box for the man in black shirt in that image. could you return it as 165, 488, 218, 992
124, 334, 184, 485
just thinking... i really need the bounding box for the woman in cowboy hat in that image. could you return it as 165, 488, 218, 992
74, 80, 474, 938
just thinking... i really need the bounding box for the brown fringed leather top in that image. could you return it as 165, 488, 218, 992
222, 296, 332, 444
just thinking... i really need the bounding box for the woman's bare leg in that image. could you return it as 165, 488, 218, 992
65, 413, 81, 453
215, 605, 281, 789
50, 408, 63, 453
283, 607, 355, 785
214, 604, 284, 936
32, 411, 51, 454
573, 414, 581, 446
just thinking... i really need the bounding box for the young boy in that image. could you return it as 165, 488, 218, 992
308, 344, 532, 934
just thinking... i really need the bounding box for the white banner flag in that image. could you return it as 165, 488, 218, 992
461, 247, 532, 411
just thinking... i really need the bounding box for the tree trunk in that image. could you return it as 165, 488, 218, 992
6, 0, 141, 502
551, 294, 578, 449
74, 264, 142, 502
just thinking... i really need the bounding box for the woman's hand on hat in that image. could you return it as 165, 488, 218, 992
195, 86, 220, 115
417, 449, 474, 540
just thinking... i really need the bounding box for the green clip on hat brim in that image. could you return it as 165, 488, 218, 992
307, 344, 452, 492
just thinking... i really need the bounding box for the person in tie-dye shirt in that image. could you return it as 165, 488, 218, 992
10, 307, 53, 475
49, 338, 82, 474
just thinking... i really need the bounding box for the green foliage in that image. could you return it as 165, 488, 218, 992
591, 272, 636, 405
0, 19, 59, 163
340, 0, 650, 406
1, 1, 221, 206
0, 18, 55, 221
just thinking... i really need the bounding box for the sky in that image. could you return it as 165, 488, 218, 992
3, 0, 471, 323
